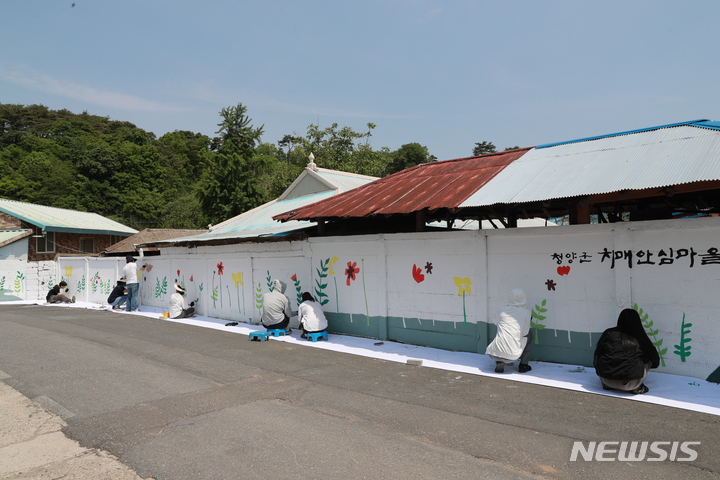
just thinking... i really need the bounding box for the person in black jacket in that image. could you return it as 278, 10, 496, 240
107, 278, 128, 310
46, 281, 75, 304
593, 308, 660, 394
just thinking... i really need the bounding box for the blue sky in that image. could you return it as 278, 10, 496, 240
2, 1, 719, 162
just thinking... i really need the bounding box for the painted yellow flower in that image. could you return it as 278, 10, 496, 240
328, 256, 340, 275
64, 266, 73, 277
232, 272, 243, 287
454, 276, 472, 296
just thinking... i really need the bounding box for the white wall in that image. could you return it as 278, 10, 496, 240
48, 217, 720, 381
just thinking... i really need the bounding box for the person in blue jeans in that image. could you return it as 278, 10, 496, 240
122, 256, 145, 312
107, 278, 128, 310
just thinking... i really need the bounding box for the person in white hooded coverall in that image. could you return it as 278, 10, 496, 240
261, 279, 296, 332
485, 288, 534, 373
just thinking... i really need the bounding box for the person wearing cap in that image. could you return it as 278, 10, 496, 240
169, 284, 195, 319
107, 278, 128, 310
122, 256, 146, 312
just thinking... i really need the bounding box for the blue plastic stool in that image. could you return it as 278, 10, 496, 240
248, 331, 269, 342
307, 331, 328, 342
266, 328, 287, 337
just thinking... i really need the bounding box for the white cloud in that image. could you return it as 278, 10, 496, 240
0, 66, 186, 113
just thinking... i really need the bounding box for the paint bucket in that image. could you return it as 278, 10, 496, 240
163, 312, 169, 318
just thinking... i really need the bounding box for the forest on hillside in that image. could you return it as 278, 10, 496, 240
0, 103, 437, 229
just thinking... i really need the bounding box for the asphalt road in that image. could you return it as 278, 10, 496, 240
0, 304, 718, 480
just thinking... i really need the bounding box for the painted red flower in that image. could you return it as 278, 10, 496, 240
291, 274, 297, 281
177, 269, 181, 276
217, 262, 224, 275
189, 275, 194, 282
345, 261, 359, 286
412, 264, 425, 283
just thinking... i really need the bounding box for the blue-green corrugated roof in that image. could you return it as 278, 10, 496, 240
0, 198, 137, 236
0, 229, 32, 247
536, 119, 720, 149
162, 191, 335, 244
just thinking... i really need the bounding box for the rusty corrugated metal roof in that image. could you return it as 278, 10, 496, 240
274, 148, 531, 222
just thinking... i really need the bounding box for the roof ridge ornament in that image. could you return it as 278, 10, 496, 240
307, 152, 317, 171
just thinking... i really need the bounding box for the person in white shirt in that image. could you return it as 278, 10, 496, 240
297, 292, 328, 339
169, 284, 195, 319
122, 256, 145, 312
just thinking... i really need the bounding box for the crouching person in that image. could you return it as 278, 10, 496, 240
169, 284, 195, 319
261, 279, 296, 334
46, 281, 75, 304
485, 288, 533, 373
298, 292, 328, 339
107, 278, 128, 310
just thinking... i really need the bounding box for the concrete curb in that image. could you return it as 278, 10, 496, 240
0, 382, 151, 480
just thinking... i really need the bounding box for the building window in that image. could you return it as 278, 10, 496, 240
36, 232, 55, 253
110, 235, 123, 245
80, 238, 94, 254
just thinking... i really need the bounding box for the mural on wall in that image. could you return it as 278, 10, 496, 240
345, 261, 359, 286
155, 276, 168, 299
674, 313, 692, 363
336, 259, 369, 324
453, 276, 472, 327
544, 241, 718, 377
530, 300, 548, 344
314, 258, 331, 307
183, 272, 202, 306
412, 264, 424, 283
266, 270, 273, 292
0, 276, 5, 292
232, 272, 245, 315
90, 272, 100, 294
211, 262, 225, 308
255, 283, 262, 317
14, 271, 24, 295
633, 304, 668, 368
77, 275, 86, 293
291, 274, 303, 305
553, 246, 720, 270
329, 257, 339, 311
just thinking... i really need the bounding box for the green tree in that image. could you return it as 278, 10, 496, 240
197, 104, 269, 225
473, 141, 497, 156
387, 143, 434, 175
278, 122, 392, 177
